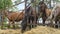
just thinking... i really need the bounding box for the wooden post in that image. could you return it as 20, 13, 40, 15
25, 0, 29, 29
1, 10, 4, 29
49, 0, 51, 8
42, 0, 44, 2
34, 0, 37, 27
25, 0, 27, 13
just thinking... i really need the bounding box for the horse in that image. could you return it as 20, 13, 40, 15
21, 6, 38, 33
38, 1, 52, 25
4, 10, 25, 29
49, 4, 60, 28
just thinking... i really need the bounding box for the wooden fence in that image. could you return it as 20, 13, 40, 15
0, 21, 60, 29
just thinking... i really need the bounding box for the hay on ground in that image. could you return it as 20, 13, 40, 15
24, 26, 60, 34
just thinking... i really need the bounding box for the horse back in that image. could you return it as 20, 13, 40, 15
7, 11, 24, 22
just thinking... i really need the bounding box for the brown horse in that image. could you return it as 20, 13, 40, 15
4, 10, 25, 28
38, 1, 52, 25
50, 4, 60, 28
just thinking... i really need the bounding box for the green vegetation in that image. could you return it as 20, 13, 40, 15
0, 0, 12, 9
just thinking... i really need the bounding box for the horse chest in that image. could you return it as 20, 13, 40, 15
46, 9, 51, 17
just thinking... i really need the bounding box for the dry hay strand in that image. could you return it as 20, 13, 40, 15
24, 26, 60, 34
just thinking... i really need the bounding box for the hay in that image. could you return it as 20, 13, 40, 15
24, 26, 60, 34
0, 29, 21, 34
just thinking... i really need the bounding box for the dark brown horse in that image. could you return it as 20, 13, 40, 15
21, 6, 38, 33
38, 1, 52, 25
4, 10, 25, 28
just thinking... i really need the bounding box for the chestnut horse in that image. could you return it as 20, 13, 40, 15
4, 10, 25, 28
38, 1, 52, 25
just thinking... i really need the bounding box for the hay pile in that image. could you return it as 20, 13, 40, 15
24, 26, 60, 34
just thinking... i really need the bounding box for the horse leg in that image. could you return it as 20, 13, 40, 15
33, 17, 37, 28
30, 16, 35, 28
26, 15, 32, 30
8, 21, 11, 29
55, 18, 58, 28
42, 18, 46, 26
35, 16, 38, 27
12, 21, 15, 29
28, 16, 34, 29
31, 19, 34, 28
21, 24, 27, 33
28, 17, 31, 30
21, 20, 27, 33
43, 16, 47, 26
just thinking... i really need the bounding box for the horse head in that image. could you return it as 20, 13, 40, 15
47, 4, 60, 23
4, 10, 14, 17
38, 1, 47, 11
4, 10, 9, 17
51, 4, 60, 20
38, 1, 47, 18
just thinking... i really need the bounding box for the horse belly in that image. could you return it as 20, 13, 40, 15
7, 13, 19, 21
15, 14, 24, 22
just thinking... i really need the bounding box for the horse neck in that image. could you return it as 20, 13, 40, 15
31, 8, 37, 15
41, 8, 47, 17
19, 12, 24, 16
41, 9, 46, 14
